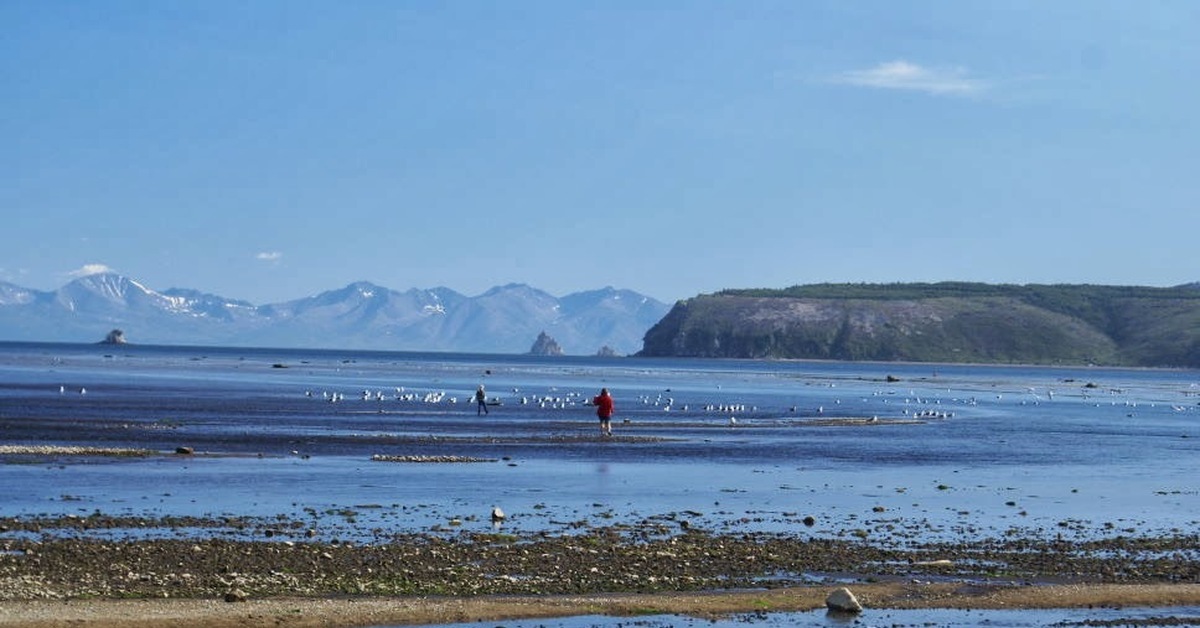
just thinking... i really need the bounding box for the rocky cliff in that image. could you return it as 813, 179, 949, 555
638, 283, 1200, 367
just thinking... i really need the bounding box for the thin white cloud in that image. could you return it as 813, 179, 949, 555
67, 263, 115, 278
255, 251, 283, 262
836, 60, 986, 95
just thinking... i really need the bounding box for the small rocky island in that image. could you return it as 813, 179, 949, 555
99, 329, 127, 344
528, 331, 563, 356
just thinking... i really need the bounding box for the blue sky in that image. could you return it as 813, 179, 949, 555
3, 1, 1198, 304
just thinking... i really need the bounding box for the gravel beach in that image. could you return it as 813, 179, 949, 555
2, 512, 1199, 626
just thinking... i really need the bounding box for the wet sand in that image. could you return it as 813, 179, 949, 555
3, 583, 1200, 627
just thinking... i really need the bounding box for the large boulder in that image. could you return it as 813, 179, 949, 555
825, 587, 863, 613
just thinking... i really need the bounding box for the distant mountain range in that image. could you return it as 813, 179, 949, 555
0, 273, 672, 355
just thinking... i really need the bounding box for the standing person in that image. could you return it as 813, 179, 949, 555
593, 387, 614, 437
474, 385, 489, 415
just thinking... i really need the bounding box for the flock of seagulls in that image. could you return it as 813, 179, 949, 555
55, 378, 1198, 424
293, 382, 974, 428
291, 379, 1200, 425
299, 385, 783, 423
304, 386, 594, 409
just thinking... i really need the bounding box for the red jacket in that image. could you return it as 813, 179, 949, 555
593, 393, 614, 419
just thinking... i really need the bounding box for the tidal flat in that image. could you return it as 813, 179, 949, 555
1, 342, 1198, 626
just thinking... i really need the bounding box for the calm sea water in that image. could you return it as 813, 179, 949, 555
2, 341, 1198, 626
2, 341, 1198, 534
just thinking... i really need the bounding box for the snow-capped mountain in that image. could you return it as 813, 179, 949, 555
0, 281, 40, 307
55, 273, 183, 315
0, 273, 671, 355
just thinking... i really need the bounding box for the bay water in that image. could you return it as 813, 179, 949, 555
1, 341, 1198, 626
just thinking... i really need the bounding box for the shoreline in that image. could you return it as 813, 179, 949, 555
4, 516, 1200, 627
4, 583, 1200, 627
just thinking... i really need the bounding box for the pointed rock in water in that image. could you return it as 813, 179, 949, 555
825, 587, 863, 613
528, 331, 564, 356
491, 506, 505, 522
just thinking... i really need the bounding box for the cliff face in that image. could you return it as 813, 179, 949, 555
638, 283, 1200, 367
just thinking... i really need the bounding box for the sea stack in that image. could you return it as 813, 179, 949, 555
99, 329, 127, 344
528, 331, 563, 356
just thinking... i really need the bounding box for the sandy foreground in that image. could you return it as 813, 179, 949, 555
3, 512, 1200, 627
3, 583, 1200, 628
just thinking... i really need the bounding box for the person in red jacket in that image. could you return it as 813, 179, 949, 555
593, 387, 614, 437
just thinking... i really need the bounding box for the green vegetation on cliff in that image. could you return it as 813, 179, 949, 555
638, 283, 1200, 367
